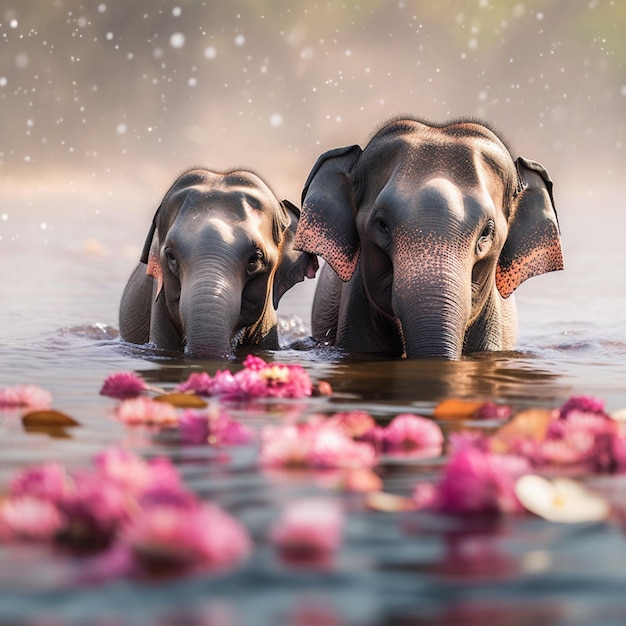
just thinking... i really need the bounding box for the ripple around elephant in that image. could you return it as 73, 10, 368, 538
294, 117, 564, 360
119, 168, 318, 358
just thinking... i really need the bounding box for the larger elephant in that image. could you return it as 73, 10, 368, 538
119, 168, 318, 358
294, 117, 563, 359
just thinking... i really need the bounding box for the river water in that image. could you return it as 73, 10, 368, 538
1, 183, 626, 625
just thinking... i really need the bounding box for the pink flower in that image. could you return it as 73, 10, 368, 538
9, 462, 70, 501
0, 385, 52, 410
94, 448, 182, 496
259, 420, 377, 470
176, 372, 214, 396
259, 423, 314, 468
179, 408, 254, 446
473, 402, 512, 420
380, 414, 444, 458
270, 498, 344, 563
0, 496, 64, 541
309, 425, 378, 469
100, 372, 148, 399
559, 395, 606, 419
114, 397, 178, 426
428, 443, 530, 515
326, 411, 376, 439
124, 501, 251, 571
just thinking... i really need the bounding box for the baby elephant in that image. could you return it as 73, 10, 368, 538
294, 117, 564, 359
119, 168, 318, 358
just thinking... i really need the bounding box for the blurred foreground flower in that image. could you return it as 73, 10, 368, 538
377, 413, 444, 458
270, 498, 344, 564
0, 385, 52, 410
515, 475, 610, 523
0, 448, 251, 576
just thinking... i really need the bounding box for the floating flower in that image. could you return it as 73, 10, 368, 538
114, 397, 178, 426
179, 407, 254, 446
100, 372, 149, 399
559, 395, 606, 419
175, 372, 214, 396
379, 414, 444, 457
9, 462, 70, 501
259, 420, 377, 470
515, 474, 610, 523
0, 496, 64, 541
175, 355, 313, 401
327, 410, 376, 439
0, 385, 52, 410
124, 501, 251, 571
421, 439, 530, 516
270, 498, 344, 563
94, 448, 182, 495
473, 401, 512, 420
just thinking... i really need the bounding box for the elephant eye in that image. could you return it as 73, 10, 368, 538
376, 218, 390, 234
247, 248, 265, 274
164, 248, 179, 273
476, 220, 495, 254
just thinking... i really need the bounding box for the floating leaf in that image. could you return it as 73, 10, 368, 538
364, 491, 416, 512
433, 399, 484, 420
491, 409, 555, 452
515, 474, 610, 523
153, 393, 208, 409
22, 409, 80, 428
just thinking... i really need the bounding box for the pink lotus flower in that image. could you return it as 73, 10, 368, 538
327, 411, 376, 439
179, 408, 254, 446
0, 385, 52, 410
176, 372, 214, 396
423, 441, 530, 516
114, 397, 178, 426
124, 501, 251, 571
559, 395, 606, 419
100, 372, 149, 399
259, 420, 378, 470
94, 448, 182, 496
9, 462, 70, 501
270, 498, 344, 563
308, 425, 378, 469
259, 423, 314, 468
380, 414, 444, 458
0, 496, 64, 541
473, 402, 512, 420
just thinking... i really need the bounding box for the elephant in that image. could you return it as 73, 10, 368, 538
119, 168, 318, 358
294, 117, 563, 359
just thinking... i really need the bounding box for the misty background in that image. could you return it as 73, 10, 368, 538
0, 0, 625, 333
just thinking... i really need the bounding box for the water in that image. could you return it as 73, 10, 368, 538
2, 187, 626, 625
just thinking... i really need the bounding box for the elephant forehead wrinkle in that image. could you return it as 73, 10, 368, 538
413, 177, 466, 221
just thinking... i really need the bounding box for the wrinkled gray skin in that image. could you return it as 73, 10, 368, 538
119, 168, 318, 358
294, 117, 564, 359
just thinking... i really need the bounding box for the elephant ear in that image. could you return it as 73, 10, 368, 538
272, 199, 319, 309
294, 144, 362, 282
140, 207, 164, 299
496, 157, 564, 299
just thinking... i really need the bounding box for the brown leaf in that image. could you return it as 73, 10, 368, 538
22, 409, 80, 427
153, 393, 208, 408
433, 398, 484, 420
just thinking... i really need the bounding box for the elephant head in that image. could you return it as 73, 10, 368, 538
119, 168, 318, 358
294, 117, 563, 359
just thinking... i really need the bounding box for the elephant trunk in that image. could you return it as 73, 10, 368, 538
181, 270, 243, 359
392, 236, 471, 360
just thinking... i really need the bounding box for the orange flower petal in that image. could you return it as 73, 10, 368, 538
22, 409, 80, 427
492, 408, 555, 452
